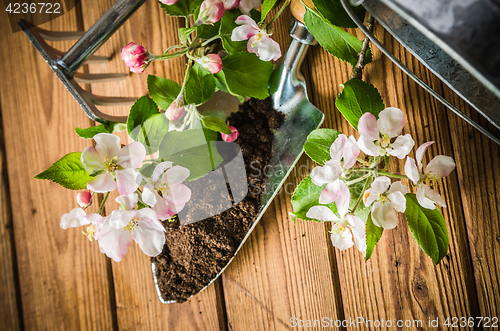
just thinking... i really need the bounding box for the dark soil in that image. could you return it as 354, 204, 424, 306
152, 97, 285, 303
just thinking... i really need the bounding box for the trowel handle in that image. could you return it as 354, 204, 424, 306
290, 0, 315, 23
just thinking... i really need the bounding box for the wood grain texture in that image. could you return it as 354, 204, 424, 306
441, 85, 500, 319
80, 1, 222, 330
306, 23, 482, 330
0, 106, 22, 330
0, 6, 115, 330
221, 8, 346, 331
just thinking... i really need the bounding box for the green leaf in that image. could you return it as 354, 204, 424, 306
290, 175, 338, 222
158, 128, 223, 181
127, 96, 160, 136
219, 9, 248, 54
129, 113, 170, 155
159, 0, 202, 16
35, 152, 92, 190
202, 115, 231, 134
197, 20, 221, 40
221, 52, 273, 99
184, 62, 216, 105
304, 8, 371, 66
138, 163, 156, 178
405, 193, 449, 264
178, 27, 197, 44
303, 129, 341, 165
261, 0, 278, 21
335, 79, 385, 130
311, 0, 366, 28
75, 125, 111, 139
147, 75, 182, 110
365, 213, 383, 261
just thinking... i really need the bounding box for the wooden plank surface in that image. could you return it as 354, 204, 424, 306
306, 24, 483, 330
0, 5, 115, 330
1, 1, 500, 330
221, 8, 346, 331
80, 1, 223, 330
0, 106, 22, 330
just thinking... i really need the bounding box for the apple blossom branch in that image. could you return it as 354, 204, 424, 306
350, 13, 375, 80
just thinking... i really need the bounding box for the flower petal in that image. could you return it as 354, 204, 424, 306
132, 211, 166, 257
152, 194, 176, 220
142, 186, 157, 207
117, 142, 146, 169
81, 146, 104, 174
387, 191, 406, 213
404, 157, 420, 185
347, 215, 366, 256
388, 181, 408, 195
87, 173, 116, 193
319, 180, 350, 216
357, 136, 380, 157
371, 201, 398, 229
95, 217, 132, 262
416, 141, 434, 169
115, 169, 141, 195
234, 14, 259, 27
60, 208, 89, 229
108, 209, 137, 229
165, 165, 190, 185
417, 184, 446, 209
358, 113, 379, 141
231, 24, 257, 41
330, 134, 347, 163
238, 0, 261, 14
165, 183, 192, 209
94, 133, 121, 158
377, 107, 405, 138
388, 134, 414, 159
115, 193, 139, 211
306, 206, 340, 222
371, 176, 391, 194
310, 160, 342, 185
152, 161, 173, 182
343, 136, 360, 169
330, 223, 354, 251
425, 155, 455, 179
255, 35, 281, 61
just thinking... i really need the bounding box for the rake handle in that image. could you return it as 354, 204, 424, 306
58, 0, 147, 76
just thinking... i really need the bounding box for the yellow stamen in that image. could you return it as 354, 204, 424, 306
123, 218, 140, 233
82, 224, 96, 241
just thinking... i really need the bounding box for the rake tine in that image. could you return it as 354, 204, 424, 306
37, 28, 86, 41
48, 45, 110, 63
74, 73, 128, 84
80, 89, 137, 106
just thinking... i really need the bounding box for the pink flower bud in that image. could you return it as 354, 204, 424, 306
121, 42, 151, 73
76, 191, 92, 207
197, 54, 223, 74
221, 126, 239, 142
196, 0, 225, 25
160, 0, 179, 4
223, 0, 240, 10
165, 99, 185, 121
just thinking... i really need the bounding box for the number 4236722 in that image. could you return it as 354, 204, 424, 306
5, 2, 61, 14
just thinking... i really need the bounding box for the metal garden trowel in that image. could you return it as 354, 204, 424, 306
152, 3, 324, 303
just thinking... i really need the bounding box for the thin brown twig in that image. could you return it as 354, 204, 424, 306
350, 13, 375, 80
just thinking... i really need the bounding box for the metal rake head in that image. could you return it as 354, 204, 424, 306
19, 0, 147, 124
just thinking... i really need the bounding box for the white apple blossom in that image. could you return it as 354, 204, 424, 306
306, 180, 366, 255
95, 193, 166, 262
310, 134, 360, 204
357, 107, 414, 159
81, 133, 145, 196
363, 176, 407, 229
404, 141, 455, 209
60, 207, 103, 241
231, 15, 281, 61
142, 162, 192, 220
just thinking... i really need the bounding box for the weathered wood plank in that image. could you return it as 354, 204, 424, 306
221, 9, 346, 331
0, 9, 115, 330
0, 107, 22, 330
80, 1, 222, 329
441, 85, 500, 319
306, 23, 482, 329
